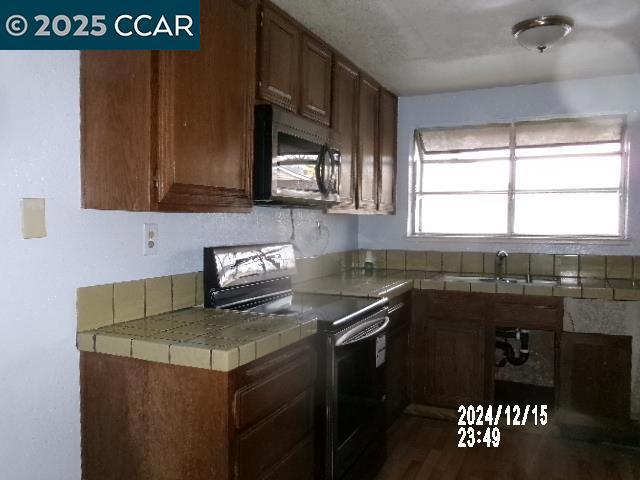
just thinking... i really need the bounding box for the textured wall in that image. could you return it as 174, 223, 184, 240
359, 73, 640, 255
0, 51, 357, 479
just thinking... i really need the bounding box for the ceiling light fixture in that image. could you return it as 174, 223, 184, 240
512, 15, 574, 53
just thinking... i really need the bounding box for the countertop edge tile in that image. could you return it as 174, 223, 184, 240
212, 347, 239, 372
132, 338, 171, 364
95, 333, 133, 357
170, 344, 212, 370
77, 332, 96, 352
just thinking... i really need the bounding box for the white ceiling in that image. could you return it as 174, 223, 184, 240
272, 0, 640, 95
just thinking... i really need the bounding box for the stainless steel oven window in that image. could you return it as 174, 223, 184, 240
410, 115, 628, 240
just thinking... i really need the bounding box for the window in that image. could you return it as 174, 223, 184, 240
410, 116, 627, 239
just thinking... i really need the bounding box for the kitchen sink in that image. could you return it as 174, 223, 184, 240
441, 274, 558, 286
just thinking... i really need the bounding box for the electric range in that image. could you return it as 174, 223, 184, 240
204, 244, 390, 480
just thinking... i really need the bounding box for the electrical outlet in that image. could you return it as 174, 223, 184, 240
143, 223, 158, 256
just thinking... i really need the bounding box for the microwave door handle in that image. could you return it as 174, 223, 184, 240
315, 145, 328, 196
327, 148, 341, 194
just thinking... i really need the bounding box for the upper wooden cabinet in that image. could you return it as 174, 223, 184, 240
82, 0, 256, 213
377, 89, 398, 214
329, 56, 359, 211
256, 1, 397, 216
157, 0, 256, 211
258, 4, 300, 112
258, 3, 332, 124
300, 35, 333, 125
357, 76, 380, 211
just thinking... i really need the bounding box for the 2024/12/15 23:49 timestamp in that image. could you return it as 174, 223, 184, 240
457, 404, 549, 448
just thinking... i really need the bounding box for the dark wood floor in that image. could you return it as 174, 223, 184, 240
376, 415, 640, 480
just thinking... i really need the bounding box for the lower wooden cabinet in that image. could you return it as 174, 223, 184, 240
237, 389, 314, 480
411, 291, 564, 409
261, 436, 314, 480
412, 291, 491, 408
385, 293, 412, 425
559, 332, 631, 431
80, 338, 316, 480
424, 318, 487, 407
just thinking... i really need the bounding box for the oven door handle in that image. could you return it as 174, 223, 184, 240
335, 316, 390, 347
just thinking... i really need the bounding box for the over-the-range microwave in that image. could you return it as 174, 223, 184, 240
254, 104, 341, 207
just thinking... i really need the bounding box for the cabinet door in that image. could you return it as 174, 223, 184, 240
357, 76, 380, 210
559, 332, 631, 426
237, 389, 314, 480
329, 56, 359, 211
156, 0, 256, 212
258, 4, 300, 112
424, 318, 486, 407
377, 89, 397, 214
81, 52, 154, 211
261, 436, 314, 480
300, 35, 332, 125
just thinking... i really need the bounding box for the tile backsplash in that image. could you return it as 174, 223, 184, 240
77, 272, 203, 332
77, 249, 637, 331
77, 250, 355, 332
355, 250, 638, 280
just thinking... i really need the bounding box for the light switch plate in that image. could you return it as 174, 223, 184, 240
21, 198, 46, 239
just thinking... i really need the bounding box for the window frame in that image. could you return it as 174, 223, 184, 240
408, 116, 629, 242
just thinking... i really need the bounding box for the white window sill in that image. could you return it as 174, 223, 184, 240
405, 234, 631, 246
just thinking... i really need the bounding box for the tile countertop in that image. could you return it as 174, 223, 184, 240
77, 271, 414, 373
77, 269, 640, 373
77, 308, 318, 373
293, 269, 418, 298
295, 268, 640, 301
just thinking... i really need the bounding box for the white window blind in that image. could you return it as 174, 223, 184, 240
411, 116, 627, 238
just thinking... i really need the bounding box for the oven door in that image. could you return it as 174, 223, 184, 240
328, 313, 389, 480
271, 124, 340, 205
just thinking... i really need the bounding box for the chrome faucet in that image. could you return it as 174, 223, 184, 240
495, 250, 508, 280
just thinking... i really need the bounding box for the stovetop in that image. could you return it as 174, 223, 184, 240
203, 243, 388, 332
241, 292, 387, 331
